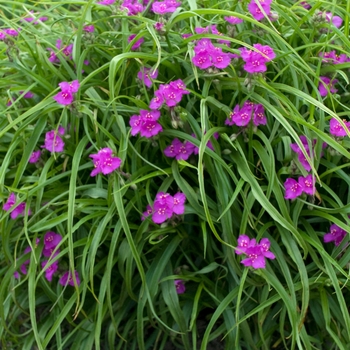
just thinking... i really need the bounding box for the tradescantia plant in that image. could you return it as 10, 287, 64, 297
0, 0, 350, 349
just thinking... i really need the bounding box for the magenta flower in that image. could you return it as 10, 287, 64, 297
164, 138, 195, 160
318, 76, 338, 97
137, 67, 158, 88
192, 38, 232, 70
149, 80, 189, 109
41, 260, 59, 282
172, 192, 186, 214
89, 147, 122, 177
83, 24, 95, 32
3, 193, 31, 219
152, 1, 176, 14
329, 118, 350, 137
41, 128, 65, 153
121, 0, 144, 15
3, 28, 20, 37
59, 270, 80, 287
300, 1, 310, 9
48, 39, 73, 63
44, 231, 62, 250
325, 12, 343, 28
152, 200, 174, 224
141, 204, 153, 221
248, 0, 273, 21
235, 234, 251, 255
129, 110, 163, 138
253, 103, 267, 125
29, 150, 41, 164
224, 16, 243, 24
235, 235, 275, 269
284, 178, 303, 199
128, 34, 144, 50
324, 224, 347, 246
174, 279, 186, 294
53, 80, 80, 105
319, 51, 348, 64
298, 175, 316, 195
18, 238, 40, 275
97, 0, 116, 4
253, 43, 276, 61
259, 238, 275, 259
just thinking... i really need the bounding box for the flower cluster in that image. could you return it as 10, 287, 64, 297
225, 101, 267, 127
0, 28, 20, 40
89, 147, 122, 177
192, 38, 232, 70
14, 231, 80, 286
284, 175, 316, 200
324, 224, 347, 246
142, 191, 186, 224
235, 235, 275, 269
329, 118, 350, 137
137, 67, 158, 88
239, 44, 275, 74
248, 0, 273, 21
149, 79, 189, 109
129, 109, 163, 138
53, 80, 80, 106
41, 127, 65, 153
3, 193, 31, 219
152, 0, 181, 15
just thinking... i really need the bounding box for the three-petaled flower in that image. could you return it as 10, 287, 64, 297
53, 80, 80, 106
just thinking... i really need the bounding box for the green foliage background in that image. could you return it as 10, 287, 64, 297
0, 0, 350, 349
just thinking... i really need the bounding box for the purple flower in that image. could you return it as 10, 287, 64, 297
44, 231, 62, 250
253, 43, 276, 61
53, 80, 80, 105
3, 28, 20, 37
89, 147, 122, 177
41, 128, 65, 153
300, 1, 310, 9
324, 224, 347, 246
128, 34, 144, 50
248, 0, 273, 21
329, 118, 350, 137
174, 279, 186, 294
83, 24, 95, 32
41, 260, 59, 282
29, 150, 41, 163
224, 16, 243, 24
18, 238, 40, 275
121, 0, 144, 15
253, 103, 267, 126
3, 193, 31, 219
319, 51, 348, 64
48, 39, 73, 63
141, 204, 153, 221
318, 76, 338, 97
259, 238, 275, 259
235, 234, 251, 255
137, 67, 158, 88
152, 200, 174, 224
298, 175, 316, 195
59, 270, 80, 287
172, 192, 186, 214
325, 12, 343, 28
152, 1, 175, 14
284, 178, 303, 199
191, 132, 219, 155
154, 22, 165, 31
